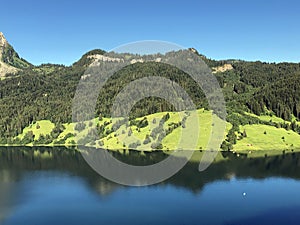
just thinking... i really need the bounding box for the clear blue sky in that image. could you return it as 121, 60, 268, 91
1, 0, 300, 65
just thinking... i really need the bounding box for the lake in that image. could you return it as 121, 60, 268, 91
0, 147, 300, 225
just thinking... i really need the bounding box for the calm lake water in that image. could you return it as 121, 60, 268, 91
1, 147, 300, 225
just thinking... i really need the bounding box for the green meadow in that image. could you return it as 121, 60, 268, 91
6, 109, 300, 153
234, 124, 300, 151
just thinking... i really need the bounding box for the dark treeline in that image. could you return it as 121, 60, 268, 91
95, 61, 208, 118
249, 73, 300, 120
0, 65, 83, 138
230, 61, 300, 120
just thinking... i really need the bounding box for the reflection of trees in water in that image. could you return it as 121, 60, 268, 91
0, 169, 18, 224
168, 151, 300, 193
0, 147, 120, 197
1, 147, 300, 196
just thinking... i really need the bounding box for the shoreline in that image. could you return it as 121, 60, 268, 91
1, 144, 299, 154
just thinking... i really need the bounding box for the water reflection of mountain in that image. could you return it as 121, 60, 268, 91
1, 147, 300, 196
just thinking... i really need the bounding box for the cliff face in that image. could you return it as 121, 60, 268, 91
0, 32, 8, 59
0, 32, 7, 46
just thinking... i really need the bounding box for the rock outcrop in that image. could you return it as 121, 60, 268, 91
0, 32, 8, 59
0, 32, 19, 78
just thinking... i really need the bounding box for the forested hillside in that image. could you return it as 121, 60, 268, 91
0, 34, 300, 150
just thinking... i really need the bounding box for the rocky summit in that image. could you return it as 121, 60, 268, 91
0, 32, 8, 58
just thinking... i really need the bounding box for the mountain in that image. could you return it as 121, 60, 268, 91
0, 32, 31, 78
0, 32, 299, 151
0, 32, 18, 77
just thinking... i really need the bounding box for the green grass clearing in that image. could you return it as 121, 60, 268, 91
234, 124, 300, 151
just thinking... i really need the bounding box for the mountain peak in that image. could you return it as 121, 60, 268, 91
0, 32, 7, 47
0, 32, 32, 77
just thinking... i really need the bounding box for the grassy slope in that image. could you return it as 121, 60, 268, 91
234, 124, 300, 151
12, 109, 231, 150
95, 110, 231, 151
245, 112, 300, 125
12, 109, 300, 152
17, 120, 55, 140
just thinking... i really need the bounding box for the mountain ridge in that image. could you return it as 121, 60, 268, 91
1, 32, 298, 74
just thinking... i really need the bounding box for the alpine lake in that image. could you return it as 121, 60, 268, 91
0, 147, 300, 225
